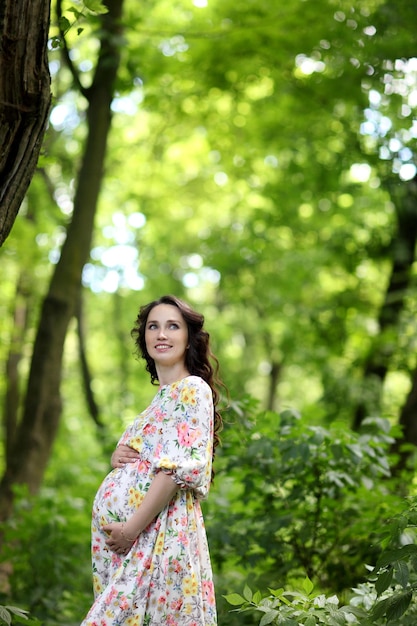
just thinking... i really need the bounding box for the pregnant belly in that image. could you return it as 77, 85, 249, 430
93, 461, 148, 527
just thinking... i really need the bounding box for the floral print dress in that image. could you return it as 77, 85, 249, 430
81, 375, 217, 626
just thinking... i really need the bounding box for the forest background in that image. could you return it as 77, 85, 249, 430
1, 0, 417, 624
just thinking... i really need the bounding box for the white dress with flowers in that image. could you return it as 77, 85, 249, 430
81, 375, 217, 626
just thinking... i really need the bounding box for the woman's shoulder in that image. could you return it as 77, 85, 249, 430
172, 375, 212, 398
182, 374, 210, 390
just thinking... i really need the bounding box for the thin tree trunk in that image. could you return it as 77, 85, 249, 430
0, 0, 51, 246
266, 361, 281, 412
391, 366, 417, 472
76, 295, 103, 427
3, 276, 30, 461
353, 176, 417, 429
0, 0, 125, 522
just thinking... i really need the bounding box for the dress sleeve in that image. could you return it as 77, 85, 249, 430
153, 377, 214, 499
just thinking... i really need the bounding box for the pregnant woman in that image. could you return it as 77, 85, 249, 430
80, 295, 224, 626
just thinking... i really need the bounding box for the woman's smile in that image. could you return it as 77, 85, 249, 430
155, 343, 172, 352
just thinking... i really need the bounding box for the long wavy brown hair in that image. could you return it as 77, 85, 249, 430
131, 295, 224, 475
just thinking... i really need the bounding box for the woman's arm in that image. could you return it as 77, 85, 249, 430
103, 471, 179, 552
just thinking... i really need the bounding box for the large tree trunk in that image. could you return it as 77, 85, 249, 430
0, 0, 125, 522
353, 176, 417, 430
0, 0, 51, 246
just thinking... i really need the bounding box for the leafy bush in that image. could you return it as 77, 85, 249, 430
209, 403, 402, 589
206, 401, 407, 623
361, 496, 417, 624
225, 578, 362, 625
224, 497, 417, 625
0, 484, 93, 625
0, 412, 110, 626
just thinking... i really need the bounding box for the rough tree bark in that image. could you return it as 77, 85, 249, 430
0, 0, 125, 522
0, 0, 51, 246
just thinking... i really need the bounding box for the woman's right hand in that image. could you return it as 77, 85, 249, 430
111, 444, 140, 468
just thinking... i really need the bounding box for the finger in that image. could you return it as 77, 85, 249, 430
117, 455, 138, 465
126, 449, 140, 457
120, 446, 140, 458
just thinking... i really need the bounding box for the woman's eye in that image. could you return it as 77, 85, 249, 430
148, 323, 157, 330
170, 323, 179, 329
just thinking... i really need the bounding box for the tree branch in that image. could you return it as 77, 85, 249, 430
56, 0, 89, 98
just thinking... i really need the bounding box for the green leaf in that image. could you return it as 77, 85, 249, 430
49, 36, 62, 49
4, 606, 30, 620
394, 560, 409, 588
58, 16, 71, 33
375, 567, 393, 596
223, 593, 245, 606
67, 7, 83, 18
259, 610, 279, 626
371, 597, 390, 621
302, 577, 314, 596
243, 584, 253, 602
269, 588, 285, 598
83, 0, 109, 14
0, 606, 39, 626
253, 590, 263, 604
385, 591, 412, 622
374, 544, 417, 569
0, 607, 12, 626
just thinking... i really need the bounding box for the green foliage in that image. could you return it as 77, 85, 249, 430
0, 484, 94, 624
50, 0, 108, 48
0, 605, 40, 626
208, 403, 400, 592
83, 0, 108, 13
366, 497, 417, 624
224, 497, 417, 625
224, 578, 362, 625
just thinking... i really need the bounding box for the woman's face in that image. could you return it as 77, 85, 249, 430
144, 304, 189, 369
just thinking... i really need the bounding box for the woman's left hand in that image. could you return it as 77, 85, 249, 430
103, 522, 135, 555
